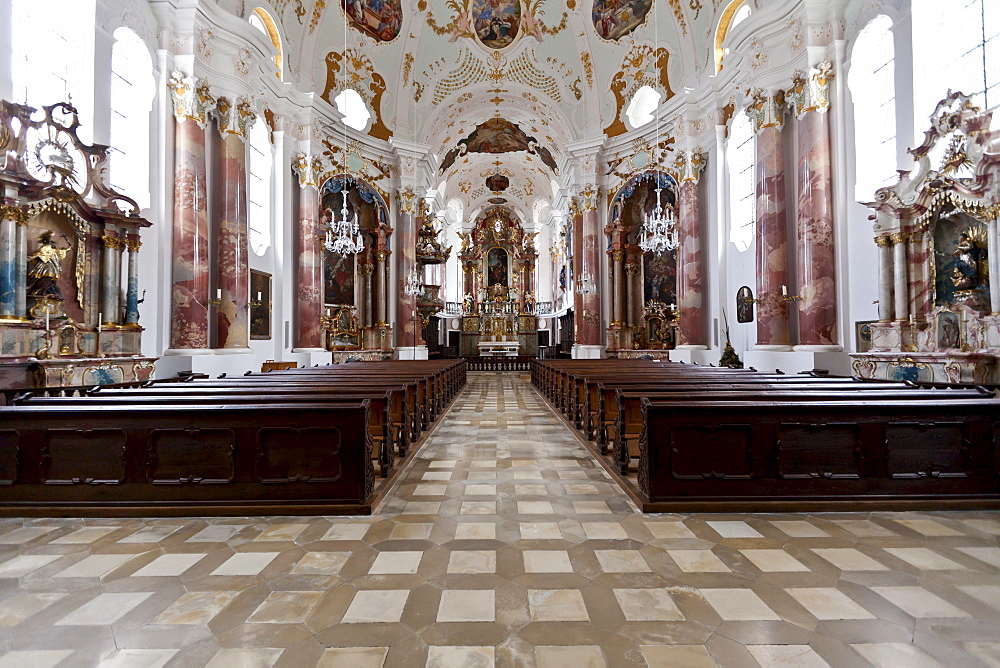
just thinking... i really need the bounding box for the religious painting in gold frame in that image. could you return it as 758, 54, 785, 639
486, 247, 510, 287
250, 270, 272, 340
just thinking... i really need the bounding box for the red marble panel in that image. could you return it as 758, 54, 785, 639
677, 180, 704, 346
755, 126, 791, 347
296, 186, 323, 349
216, 134, 250, 349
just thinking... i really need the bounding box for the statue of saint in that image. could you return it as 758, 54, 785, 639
27, 231, 71, 300
949, 232, 982, 291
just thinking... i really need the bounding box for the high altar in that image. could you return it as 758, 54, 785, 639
851, 92, 1000, 383
0, 101, 155, 388
458, 207, 538, 356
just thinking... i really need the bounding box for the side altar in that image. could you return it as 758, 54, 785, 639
457, 208, 539, 356
0, 100, 156, 388
851, 92, 1000, 383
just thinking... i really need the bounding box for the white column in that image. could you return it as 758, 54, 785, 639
892, 232, 908, 321
988, 218, 999, 315
877, 235, 894, 321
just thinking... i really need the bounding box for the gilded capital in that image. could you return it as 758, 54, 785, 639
292, 153, 323, 188
101, 235, 124, 251
168, 71, 215, 127
578, 184, 599, 212
124, 238, 142, 253
0, 205, 27, 225
397, 187, 418, 215
375, 249, 391, 262
674, 150, 707, 183
611, 249, 625, 262
874, 235, 892, 248
746, 88, 785, 134
889, 232, 909, 245
787, 62, 833, 119
213, 95, 257, 139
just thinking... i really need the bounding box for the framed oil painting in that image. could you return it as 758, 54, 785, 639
487, 247, 509, 287
250, 270, 272, 340
737, 286, 754, 323
854, 320, 876, 353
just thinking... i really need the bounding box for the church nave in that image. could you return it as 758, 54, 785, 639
0, 374, 999, 666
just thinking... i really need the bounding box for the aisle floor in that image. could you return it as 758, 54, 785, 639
0, 373, 998, 666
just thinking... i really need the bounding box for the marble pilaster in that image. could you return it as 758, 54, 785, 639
396, 189, 422, 348
375, 250, 389, 327
212, 96, 255, 352
989, 218, 1000, 314
674, 151, 707, 349
100, 233, 122, 324
579, 187, 602, 346
14, 213, 26, 318
747, 92, 791, 350
123, 237, 141, 326
293, 161, 324, 352
892, 232, 909, 321
0, 204, 20, 317
166, 72, 214, 353
876, 235, 894, 321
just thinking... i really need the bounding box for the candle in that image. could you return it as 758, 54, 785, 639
216, 288, 222, 299
98, 312, 102, 325
45, 312, 49, 331
781, 285, 788, 296
257, 291, 262, 301
909, 314, 915, 325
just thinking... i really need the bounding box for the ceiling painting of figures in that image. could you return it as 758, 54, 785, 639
472, 0, 521, 49
439, 118, 559, 174
342, 0, 403, 41
592, 0, 653, 41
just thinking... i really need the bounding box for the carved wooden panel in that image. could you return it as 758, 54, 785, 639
148, 429, 235, 485
0, 430, 18, 485
41, 429, 125, 485
670, 425, 753, 480
256, 428, 342, 483
886, 422, 967, 478
777, 423, 860, 479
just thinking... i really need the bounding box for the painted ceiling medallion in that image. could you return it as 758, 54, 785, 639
439, 118, 558, 173
471, 0, 521, 50
342, 0, 403, 42
592, 0, 653, 41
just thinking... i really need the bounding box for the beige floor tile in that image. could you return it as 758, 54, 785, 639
368, 551, 423, 574
466, 484, 498, 495
247, 591, 323, 623
132, 553, 205, 577
0, 554, 61, 578
54, 554, 135, 578
414, 484, 449, 496
534, 645, 606, 667
321, 524, 371, 541
118, 526, 183, 543
646, 522, 697, 539
957, 547, 1000, 569
963, 642, 1000, 667
832, 520, 897, 537
572, 501, 613, 514
155, 591, 239, 625
699, 588, 781, 621
186, 524, 244, 542
812, 548, 888, 571
99, 648, 178, 667
342, 590, 409, 623
0, 527, 55, 544
564, 484, 600, 495
883, 547, 965, 570
515, 484, 548, 495
850, 643, 942, 667
614, 588, 683, 621
668, 550, 731, 573
422, 472, 453, 481
388, 523, 434, 540
871, 587, 969, 618
292, 551, 351, 575
957, 585, 1000, 609
518, 501, 555, 514
706, 521, 763, 538
893, 519, 963, 536
0, 593, 66, 627
740, 549, 810, 572
640, 645, 717, 667
426, 646, 494, 667
746, 645, 829, 667
317, 647, 388, 668
520, 522, 562, 539
769, 521, 830, 538
461, 501, 497, 515
55, 592, 153, 625
448, 550, 497, 574
962, 519, 1000, 535
437, 590, 495, 622
402, 502, 442, 515
786, 588, 875, 620
594, 549, 651, 573
51, 527, 119, 544
0, 651, 75, 667
524, 550, 574, 573
582, 522, 628, 540
455, 523, 496, 540
528, 589, 590, 622
210, 552, 279, 576
205, 648, 283, 668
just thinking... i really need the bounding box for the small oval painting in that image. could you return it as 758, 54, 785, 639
592, 0, 653, 41
472, 0, 521, 50
342, 0, 403, 42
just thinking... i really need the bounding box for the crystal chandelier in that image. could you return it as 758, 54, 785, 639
324, 189, 364, 255
403, 266, 423, 297
639, 185, 678, 255
575, 269, 597, 295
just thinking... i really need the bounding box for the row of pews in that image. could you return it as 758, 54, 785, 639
0, 360, 466, 517
532, 359, 1000, 511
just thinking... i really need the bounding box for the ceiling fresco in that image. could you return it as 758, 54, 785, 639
255, 0, 732, 211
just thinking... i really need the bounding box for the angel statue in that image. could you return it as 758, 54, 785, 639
27, 231, 71, 300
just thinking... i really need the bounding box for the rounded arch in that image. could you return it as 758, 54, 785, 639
319, 175, 390, 228
250, 6, 283, 78
609, 171, 678, 224
714, 0, 751, 73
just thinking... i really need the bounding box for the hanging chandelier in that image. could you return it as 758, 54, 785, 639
639, 183, 678, 255
403, 266, 423, 297
324, 188, 364, 255
575, 269, 597, 295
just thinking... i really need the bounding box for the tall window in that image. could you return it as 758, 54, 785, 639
913, 0, 999, 131
10, 0, 95, 138
334, 89, 371, 131
715, 0, 751, 72
625, 85, 661, 129
849, 15, 897, 200
728, 112, 756, 253
248, 119, 272, 255
109, 27, 154, 210
249, 7, 283, 78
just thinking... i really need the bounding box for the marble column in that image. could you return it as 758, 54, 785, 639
571, 206, 584, 345
674, 151, 707, 348
747, 92, 791, 350
0, 204, 19, 318
166, 72, 213, 353
396, 189, 422, 348
292, 155, 324, 352
876, 235, 894, 321
375, 249, 389, 327
793, 107, 838, 348
212, 96, 254, 352
358, 260, 373, 328
100, 233, 121, 324
611, 250, 625, 325
625, 260, 641, 327
989, 218, 1000, 314
892, 232, 909, 320
908, 230, 932, 320
579, 189, 603, 346
14, 212, 26, 318
123, 236, 141, 326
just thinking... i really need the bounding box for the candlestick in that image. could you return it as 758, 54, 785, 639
909, 314, 915, 325
45, 312, 49, 331
781, 285, 788, 296
216, 288, 222, 300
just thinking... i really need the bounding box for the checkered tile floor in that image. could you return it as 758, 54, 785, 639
0, 373, 998, 666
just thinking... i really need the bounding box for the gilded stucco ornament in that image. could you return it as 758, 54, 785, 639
213, 96, 258, 139
787, 63, 833, 119
167, 71, 215, 127
745, 88, 785, 134
292, 153, 324, 188
397, 188, 419, 215
674, 150, 707, 183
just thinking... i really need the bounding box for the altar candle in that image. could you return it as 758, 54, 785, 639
781, 285, 788, 296
910, 314, 915, 324
98, 312, 102, 326
45, 312, 49, 331
216, 288, 222, 299
257, 291, 262, 301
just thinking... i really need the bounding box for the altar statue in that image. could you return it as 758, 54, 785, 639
949, 232, 983, 292
463, 292, 475, 314
27, 231, 71, 299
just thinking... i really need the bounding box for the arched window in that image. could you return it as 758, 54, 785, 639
10, 0, 95, 136
334, 89, 372, 131
715, 0, 751, 72
247, 119, 272, 255
912, 0, 999, 119
109, 27, 154, 210
625, 85, 662, 129
849, 15, 896, 201
728, 111, 755, 253
249, 7, 283, 78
